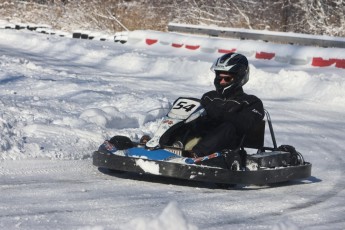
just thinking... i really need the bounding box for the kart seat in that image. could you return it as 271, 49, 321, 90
239, 119, 265, 150
239, 109, 277, 151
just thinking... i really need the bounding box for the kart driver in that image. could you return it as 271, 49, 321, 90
190, 52, 265, 157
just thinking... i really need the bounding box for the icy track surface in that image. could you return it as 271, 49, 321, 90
1, 29, 345, 230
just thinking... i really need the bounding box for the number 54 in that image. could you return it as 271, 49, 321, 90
173, 101, 196, 112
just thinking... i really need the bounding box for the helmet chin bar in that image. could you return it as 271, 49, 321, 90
221, 83, 236, 95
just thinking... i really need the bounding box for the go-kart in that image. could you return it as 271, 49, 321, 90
93, 97, 311, 186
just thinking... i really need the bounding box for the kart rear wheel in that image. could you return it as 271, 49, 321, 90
216, 152, 242, 189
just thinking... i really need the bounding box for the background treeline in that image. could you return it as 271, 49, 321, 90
1, 0, 344, 36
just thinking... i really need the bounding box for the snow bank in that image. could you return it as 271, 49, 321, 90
121, 202, 198, 230
1, 28, 345, 161
0, 114, 24, 159
127, 30, 345, 66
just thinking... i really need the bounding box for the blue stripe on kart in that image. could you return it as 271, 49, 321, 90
126, 147, 180, 161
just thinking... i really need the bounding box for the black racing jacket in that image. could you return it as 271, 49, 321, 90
200, 87, 264, 135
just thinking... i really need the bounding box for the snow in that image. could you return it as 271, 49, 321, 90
121, 202, 198, 230
0, 28, 345, 230
135, 159, 160, 175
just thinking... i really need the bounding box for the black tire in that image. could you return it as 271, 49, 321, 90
109, 135, 134, 150
72, 33, 81, 39
279, 145, 304, 166
216, 152, 242, 188
224, 152, 242, 171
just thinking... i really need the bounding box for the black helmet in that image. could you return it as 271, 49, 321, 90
211, 53, 249, 96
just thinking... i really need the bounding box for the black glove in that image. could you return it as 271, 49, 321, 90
201, 91, 224, 120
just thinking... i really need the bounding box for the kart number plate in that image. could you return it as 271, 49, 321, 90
168, 98, 201, 119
